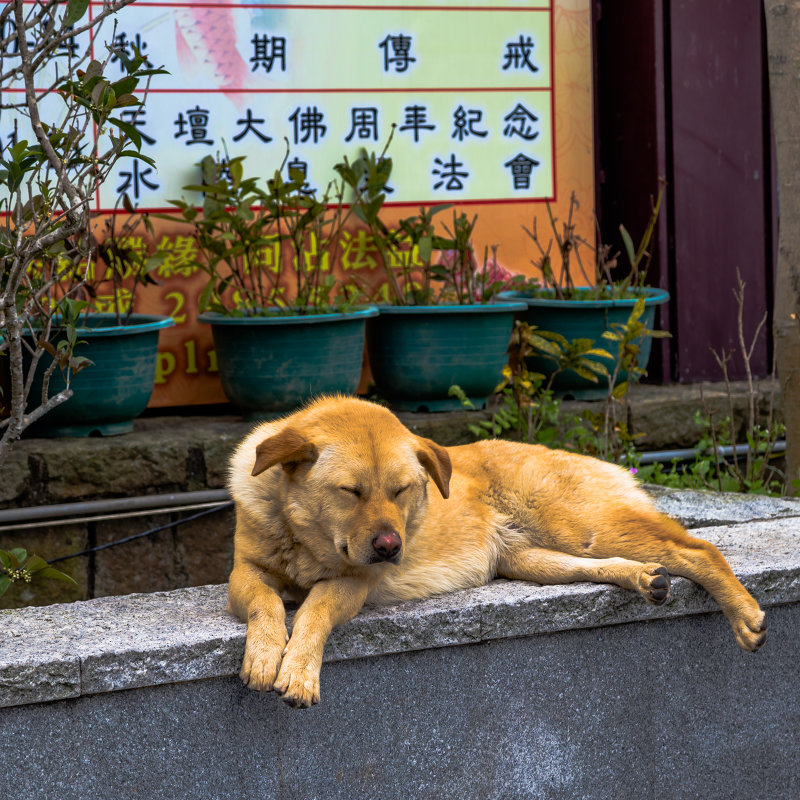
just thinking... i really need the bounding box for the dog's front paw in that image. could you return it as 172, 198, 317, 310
273, 654, 321, 708
240, 630, 287, 692
732, 609, 767, 652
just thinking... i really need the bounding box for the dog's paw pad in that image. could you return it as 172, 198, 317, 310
640, 564, 670, 605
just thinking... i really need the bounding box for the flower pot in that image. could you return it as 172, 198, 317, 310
366, 302, 527, 412
500, 287, 670, 399
24, 313, 175, 437
198, 307, 378, 417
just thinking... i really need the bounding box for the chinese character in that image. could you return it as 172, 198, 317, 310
340, 229, 380, 271
451, 106, 488, 142
156, 236, 200, 278
174, 106, 214, 146
432, 154, 468, 191
1, 19, 31, 55
398, 105, 435, 143
504, 153, 540, 190
1, 129, 18, 154
287, 156, 315, 195
288, 106, 327, 144
93, 290, 133, 314
116, 161, 159, 202
42, 20, 79, 57
233, 109, 273, 143
379, 34, 416, 73
58, 26, 80, 58
120, 108, 156, 146
254, 240, 282, 275
345, 107, 379, 142
250, 33, 287, 72
502, 35, 539, 72
503, 103, 539, 140
110, 32, 154, 72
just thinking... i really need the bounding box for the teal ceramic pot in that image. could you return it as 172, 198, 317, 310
24, 313, 174, 437
199, 307, 378, 417
366, 302, 527, 412
499, 287, 670, 399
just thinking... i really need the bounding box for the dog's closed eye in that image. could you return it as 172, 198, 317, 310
340, 486, 361, 498
394, 484, 411, 498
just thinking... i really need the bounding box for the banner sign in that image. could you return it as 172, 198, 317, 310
3, 0, 594, 407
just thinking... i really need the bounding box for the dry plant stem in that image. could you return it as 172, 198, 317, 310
711, 348, 745, 485
733, 271, 768, 480
699, 385, 725, 492
603, 360, 625, 463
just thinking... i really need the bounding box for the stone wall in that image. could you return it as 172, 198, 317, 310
1, 488, 799, 800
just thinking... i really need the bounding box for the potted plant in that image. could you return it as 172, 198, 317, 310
22, 205, 175, 436
499, 184, 669, 398
335, 151, 527, 412
166, 154, 378, 417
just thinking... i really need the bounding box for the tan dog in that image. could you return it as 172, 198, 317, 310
228, 395, 766, 708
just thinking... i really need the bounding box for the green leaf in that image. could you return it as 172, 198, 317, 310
114, 94, 141, 108
611, 381, 629, 399
23, 555, 49, 573
619, 224, 636, 269
63, 0, 90, 27
108, 117, 143, 151
0, 576, 10, 598
35, 567, 78, 585
10, 548, 27, 566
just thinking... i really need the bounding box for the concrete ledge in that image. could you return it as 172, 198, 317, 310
2, 490, 800, 800
2, 491, 800, 710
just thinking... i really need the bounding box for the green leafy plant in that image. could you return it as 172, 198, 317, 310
637, 410, 786, 495
167, 150, 376, 315
337, 147, 525, 305
47, 198, 165, 326
523, 181, 665, 300
452, 299, 669, 469
579, 296, 671, 463
451, 318, 613, 444
639, 274, 787, 495
0, 548, 76, 598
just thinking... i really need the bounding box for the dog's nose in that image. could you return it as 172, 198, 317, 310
372, 530, 401, 560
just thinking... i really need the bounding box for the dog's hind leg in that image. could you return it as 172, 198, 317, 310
497, 546, 671, 605
585, 510, 767, 652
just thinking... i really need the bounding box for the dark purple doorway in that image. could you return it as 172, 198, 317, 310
594, 0, 775, 383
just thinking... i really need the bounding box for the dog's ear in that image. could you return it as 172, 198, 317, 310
416, 438, 452, 499
251, 428, 318, 477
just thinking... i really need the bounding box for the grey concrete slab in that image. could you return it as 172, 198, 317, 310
3, 508, 800, 709
652, 603, 800, 800
2, 605, 796, 800
650, 486, 800, 528
0, 678, 281, 800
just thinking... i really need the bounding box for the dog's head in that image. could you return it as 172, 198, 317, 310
249, 398, 451, 568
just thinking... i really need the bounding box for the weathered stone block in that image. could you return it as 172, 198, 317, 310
173, 505, 235, 587
0, 449, 30, 506
93, 514, 180, 597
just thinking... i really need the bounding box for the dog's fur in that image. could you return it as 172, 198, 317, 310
228, 395, 766, 707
